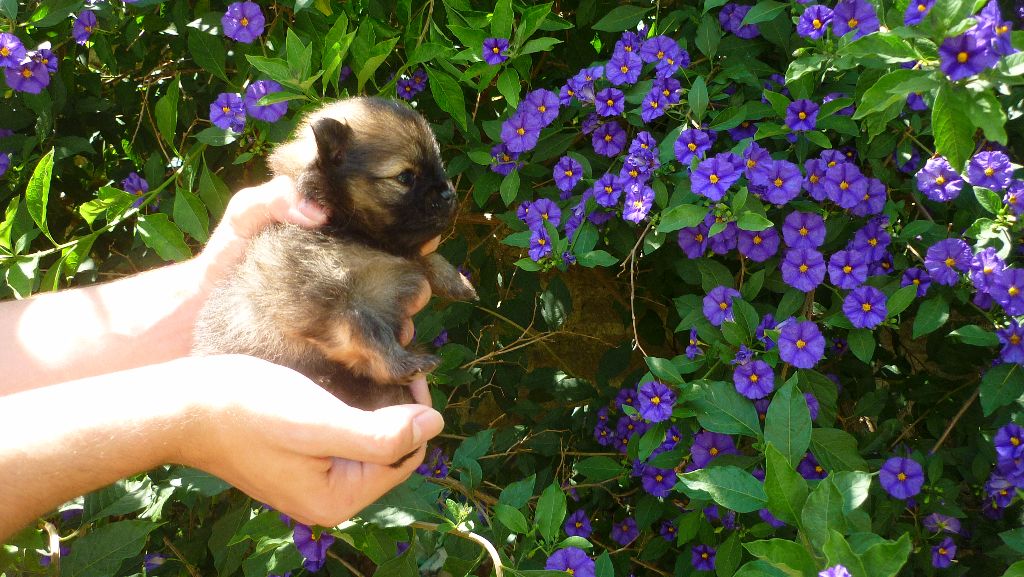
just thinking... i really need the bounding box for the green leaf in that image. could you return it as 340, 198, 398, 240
578, 250, 618, 267
743, 538, 818, 577
678, 466, 768, 513
188, 29, 229, 83
172, 188, 210, 243
764, 443, 807, 526
886, 284, 919, 318
497, 68, 521, 110
860, 533, 912, 577
26, 148, 55, 244
63, 520, 159, 577
520, 37, 563, 56
762, 91, 791, 118
966, 90, 1008, 145
356, 37, 399, 93
932, 84, 976, 172
786, 54, 827, 84
848, 328, 875, 364
426, 67, 467, 131
155, 79, 179, 151
495, 503, 530, 534
697, 258, 736, 291
199, 161, 231, 221
833, 470, 872, 513
853, 69, 931, 120
500, 170, 520, 205
592, 5, 651, 31
595, 552, 614, 577
912, 296, 949, 338
513, 3, 553, 48
490, 0, 513, 40
975, 186, 1004, 215
575, 456, 624, 482
646, 356, 685, 385
657, 204, 709, 233
981, 363, 1024, 416
689, 76, 709, 122
736, 212, 773, 231
0, 0, 16, 21
948, 324, 1000, 347
840, 32, 917, 63
733, 561, 792, 577
536, 483, 567, 544
802, 478, 847, 550
696, 14, 722, 58
710, 104, 747, 131
499, 474, 536, 509
765, 380, 812, 468
822, 531, 867, 576
804, 130, 832, 149
716, 532, 743, 577
692, 380, 763, 438
195, 126, 238, 146
5, 257, 39, 298
810, 427, 870, 472
136, 213, 192, 262
741, 0, 786, 25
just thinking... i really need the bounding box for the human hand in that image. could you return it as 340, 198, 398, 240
178, 355, 444, 527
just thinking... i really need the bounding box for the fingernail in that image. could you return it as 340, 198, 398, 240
294, 197, 328, 225
412, 408, 444, 446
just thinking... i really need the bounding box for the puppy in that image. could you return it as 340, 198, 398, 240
193, 97, 477, 411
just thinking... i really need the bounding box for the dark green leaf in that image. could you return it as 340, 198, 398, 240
966, 90, 1008, 145
495, 503, 530, 534
536, 483, 567, 544
833, 470, 872, 513
743, 538, 818, 577
976, 186, 1004, 215
592, 5, 652, 31
802, 478, 847, 550
689, 76, 709, 122
848, 328, 875, 364
172, 188, 209, 243
822, 531, 867, 576
692, 380, 762, 438
499, 474, 536, 508
155, 79, 179, 150
811, 427, 870, 472
678, 466, 768, 513
657, 204, 709, 233
912, 296, 949, 338
136, 214, 192, 262
26, 148, 55, 244
490, 0, 513, 39
765, 380, 812, 468
887, 284, 919, 318
697, 258, 736, 291
500, 170, 520, 205
840, 32, 917, 63
63, 520, 158, 577
189, 29, 229, 83
575, 456, 624, 482
860, 533, 912, 577
981, 363, 1024, 416
948, 324, 1000, 347
853, 69, 931, 120
646, 356, 685, 385
736, 212, 773, 231
426, 67, 467, 131
932, 84, 976, 172
764, 443, 807, 526
741, 0, 786, 25
696, 14, 722, 58
578, 250, 618, 267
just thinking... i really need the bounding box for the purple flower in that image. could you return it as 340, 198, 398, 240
72, 11, 98, 45
798, 451, 828, 479
901, 267, 932, 297
244, 80, 288, 123
906, 93, 928, 113
121, 171, 149, 196
622, 183, 654, 223
553, 156, 583, 194
640, 90, 669, 123
595, 87, 624, 117
993, 268, 1024, 315
653, 76, 683, 104
692, 152, 742, 201
605, 49, 642, 86
828, 250, 868, 289
640, 35, 685, 77
610, 517, 639, 546
832, 0, 879, 38
824, 162, 868, 209
482, 37, 509, 65
709, 221, 739, 255
592, 121, 626, 157
1005, 180, 1024, 215
798, 5, 833, 39
528, 229, 552, 261
523, 89, 560, 126
415, 447, 450, 478
720, 3, 760, 38
823, 92, 856, 116
850, 219, 891, 262
728, 120, 757, 141
743, 142, 773, 185
490, 144, 521, 176
0, 152, 9, 177
675, 129, 712, 165
293, 524, 335, 572
879, 456, 925, 499
31, 49, 57, 74
778, 319, 825, 369
978, 0, 1016, 56
782, 211, 825, 249
786, 99, 820, 132
637, 381, 675, 423
545, 547, 595, 577
850, 177, 886, 217
686, 328, 704, 359
998, 321, 1024, 364
916, 156, 964, 202
733, 360, 775, 399
757, 314, 778, 350
143, 553, 166, 572
925, 238, 971, 286
738, 227, 780, 262
703, 285, 741, 326
843, 285, 887, 329
967, 150, 1013, 191
803, 159, 830, 201
659, 520, 678, 541
939, 31, 999, 81
995, 422, 1024, 466
820, 565, 852, 577
690, 431, 736, 469
210, 92, 246, 132
759, 508, 787, 528
4, 58, 49, 94
923, 512, 961, 534
692, 544, 717, 571
904, 0, 934, 25
396, 76, 424, 100
987, 473, 1016, 508
804, 393, 820, 421
642, 466, 676, 497
678, 224, 709, 259
760, 160, 803, 205
781, 248, 826, 293
971, 247, 1005, 293
222, 1, 265, 43
932, 537, 957, 568
501, 112, 543, 153
0, 33, 25, 69
564, 509, 593, 538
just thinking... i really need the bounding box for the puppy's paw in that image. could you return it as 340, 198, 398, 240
423, 253, 478, 301
391, 352, 441, 382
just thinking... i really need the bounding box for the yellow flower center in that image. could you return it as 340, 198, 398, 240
221, 106, 231, 113
799, 264, 809, 273
839, 181, 850, 190
799, 227, 809, 236
606, 99, 615, 106
918, 3, 927, 11
897, 472, 907, 481
657, 50, 665, 59
1010, 286, 1020, 297
750, 373, 759, 383
542, 213, 549, 220
0, 47, 8, 57
861, 303, 872, 312
944, 257, 955, 268
868, 238, 877, 247
843, 265, 852, 274
1011, 436, 1021, 446
604, 134, 613, 142
753, 235, 763, 245
240, 17, 249, 26
538, 105, 547, 113
650, 100, 659, 109
709, 174, 719, 184
985, 167, 995, 177
655, 474, 664, 481
688, 142, 697, 151
709, 447, 719, 456
517, 127, 525, 136
938, 548, 947, 556
957, 51, 968, 63
701, 553, 709, 560
796, 339, 806, 349
492, 47, 500, 54
848, 17, 859, 28
620, 65, 629, 73
604, 185, 613, 193
666, 58, 674, 66
564, 170, 573, 177
629, 169, 639, 178
810, 174, 819, 184
719, 302, 729, 310
633, 200, 643, 209
913, 279, 920, 285
798, 111, 807, 120
997, 25, 1009, 34
936, 176, 946, 185
1013, 335, 1022, 345
813, 18, 822, 29
695, 233, 704, 242
651, 396, 661, 405
21, 68, 32, 78
774, 177, 784, 187
501, 154, 511, 162
538, 238, 546, 245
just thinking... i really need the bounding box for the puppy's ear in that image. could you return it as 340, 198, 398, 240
310, 117, 352, 167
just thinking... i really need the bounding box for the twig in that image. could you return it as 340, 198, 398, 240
42, 521, 61, 576
631, 556, 672, 577
410, 521, 504, 577
888, 380, 974, 449
620, 221, 654, 357
930, 387, 980, 454
163, 535, 201, 577
327, 550, 366, 577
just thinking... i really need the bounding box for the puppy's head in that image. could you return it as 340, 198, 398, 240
269, 97, 456, 255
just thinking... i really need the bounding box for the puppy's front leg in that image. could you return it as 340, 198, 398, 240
422, 253, 478, 301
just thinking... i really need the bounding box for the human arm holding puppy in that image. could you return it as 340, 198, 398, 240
0, 176, 444, 540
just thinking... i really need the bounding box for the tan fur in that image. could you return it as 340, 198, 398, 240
193, 97, 477, 416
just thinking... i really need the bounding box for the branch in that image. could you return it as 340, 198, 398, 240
410, 521, 504, 577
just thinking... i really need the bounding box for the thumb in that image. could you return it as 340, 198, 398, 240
303, 403, 445, 465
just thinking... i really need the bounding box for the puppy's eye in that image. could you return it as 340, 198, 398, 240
396, 170, 416, 186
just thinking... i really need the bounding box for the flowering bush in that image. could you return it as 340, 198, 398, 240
2, 0, 1024, 575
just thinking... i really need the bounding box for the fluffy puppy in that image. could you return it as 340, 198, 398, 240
193, 97, 476, 411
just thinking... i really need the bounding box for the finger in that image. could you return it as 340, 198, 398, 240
408, 374, 432, 406
398, 318, 415, 346
299, 403, 444, 465
313, 450, 427, 524
406, 279, 432, 316
419, 236, 441, 256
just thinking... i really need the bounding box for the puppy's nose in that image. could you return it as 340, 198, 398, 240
440, 188, 455, 201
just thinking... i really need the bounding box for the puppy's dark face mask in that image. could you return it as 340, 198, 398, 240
300, 101, 456, 257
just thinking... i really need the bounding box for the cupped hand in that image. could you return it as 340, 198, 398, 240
179, 355, 444, 527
